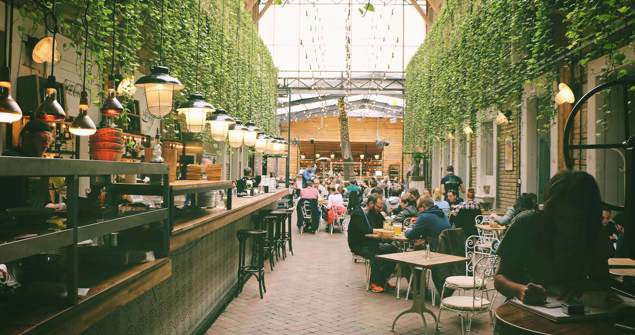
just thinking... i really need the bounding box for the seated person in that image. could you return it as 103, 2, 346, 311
236, 167, 257, 196
614, 213, 625, 257
405, 196, 451, 251
393, 192, 418, 226
347, 194, 399, 293
491, 192, 537, 226
494, 170, 609, 306
449, 188, 482, 236
326, 186, 345, 225
432, 187, 450, 217
446, 190, 464, 211
298, 180, 320, 232
602, 209, 618, 257
386, 185, 402, 215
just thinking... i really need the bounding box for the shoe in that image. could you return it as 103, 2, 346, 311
370, 283, 385, 293
386, 281, 397, 290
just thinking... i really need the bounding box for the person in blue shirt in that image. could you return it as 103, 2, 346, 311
302, 166, 316, 187
405, 195, 451, 251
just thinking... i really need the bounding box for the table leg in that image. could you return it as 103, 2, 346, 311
391, 266, 438, 333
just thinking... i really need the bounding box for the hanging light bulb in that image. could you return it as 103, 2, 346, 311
37, 76, 65, 122
207, 108, 235, 142
555, 83, 575, 105
135, 0, 183, 119
255, 133, 268, 153
315, 153, 321, 159
447, 132, 455, 140
101, 86, 124, 117
243, 121, 260, 147
69, 90, 96, 136
70, 2, 96, 136
228, 119, 246, 148
330, 153, 335, 159
36, 0, 64, 123
360, 153, 365, 160
374, 154, 380, 160
300, 153, 306, 160
178, 93, 214, 133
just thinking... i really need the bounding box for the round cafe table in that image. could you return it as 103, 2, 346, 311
495, 302, 628, 335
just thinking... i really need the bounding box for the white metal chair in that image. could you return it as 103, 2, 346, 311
437, 255, 500, 334
441, 235, 496, 293
352, 252, 371, 290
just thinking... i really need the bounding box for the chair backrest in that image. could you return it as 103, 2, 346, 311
302, 201, 312, 215
454, 208, 481, 236
473, 254, 500, 288
465, 235, 498, 276
475, 215, 490, 225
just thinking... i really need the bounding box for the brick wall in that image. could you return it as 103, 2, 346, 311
496, 122, 520, 210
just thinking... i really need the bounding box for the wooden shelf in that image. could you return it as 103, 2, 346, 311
169, 180, 233, 195
0, 259, 172, 335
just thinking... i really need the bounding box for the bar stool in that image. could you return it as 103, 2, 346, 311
281, 208, 294, 256
270, 210, 289, 260
259, 215, 278, 270
236, 229, 267, 299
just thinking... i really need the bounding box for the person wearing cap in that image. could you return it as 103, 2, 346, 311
0, 119, 54, 212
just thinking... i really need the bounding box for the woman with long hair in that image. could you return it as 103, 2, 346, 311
494, 170, 609, 305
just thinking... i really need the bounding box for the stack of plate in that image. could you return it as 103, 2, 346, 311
186, 164, 204, 180
89, 128, 123, 161
206, 164, 222, 181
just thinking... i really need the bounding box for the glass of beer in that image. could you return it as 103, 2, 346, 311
394, 224, 402, 235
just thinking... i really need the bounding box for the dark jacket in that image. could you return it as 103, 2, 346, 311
347, 207, 373, 254
405, 205, 451, 250
394, 205, 418, 226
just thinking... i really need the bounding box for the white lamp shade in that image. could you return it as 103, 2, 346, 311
496, 111, 509, 125
0, 111, 21, 123
555, 83, 575, 105
228, 123, 245, 148
142, 83, 175, 118
463, 125, 473, 135
69, 126, 96, 136
274, 141, 286, 155
315, 153, 321, 159
243, 130, 258, 147
180, 108, 208, 133
266, 138, 276, 153
210, 120, 229, 141
255, 136, 268, 152
360, 154, 365, 160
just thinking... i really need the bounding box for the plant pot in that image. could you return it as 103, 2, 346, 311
89, 136, 123, 144
89, 142, 124, 151
94, 128, 122, 137
90, 149, 123, 161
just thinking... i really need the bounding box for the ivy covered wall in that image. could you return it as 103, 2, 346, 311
19, 0, 278, 135
404, 0, 635, 151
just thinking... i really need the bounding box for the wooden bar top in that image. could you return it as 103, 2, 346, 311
170, 188, 289, 251
609, 258, 635, 268
169, 180, 233, 192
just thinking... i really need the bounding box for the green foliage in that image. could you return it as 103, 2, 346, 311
404, 0, 635, 151
20, 0, 278, 136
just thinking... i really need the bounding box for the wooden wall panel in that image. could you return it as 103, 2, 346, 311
279, 116, 404, 178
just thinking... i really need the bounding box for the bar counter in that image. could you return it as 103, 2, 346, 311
3, 187, 289, 335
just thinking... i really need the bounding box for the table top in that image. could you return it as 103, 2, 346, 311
475, 223, 506, 231
609, 258, 635, 268
495, 302, 626, 335
365, 233, 409, 242
377, 250, 467, 268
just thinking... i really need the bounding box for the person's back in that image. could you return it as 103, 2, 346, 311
441, 166, 464, 198
405, 196, 451, 250
347, 206, 372, 254
432, 187, 450, 217
300, 185, 319, 199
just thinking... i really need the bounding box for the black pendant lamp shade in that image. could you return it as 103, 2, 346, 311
100, 88, 124, 117
70, 90, 96, 136
178, 93, 214, 133
37, 75, 65, 122
134, 65, 183, 118
0, 0, 21, 123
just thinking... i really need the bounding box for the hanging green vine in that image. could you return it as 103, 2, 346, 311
404, 0, 635, 151
18, 0, 278, 135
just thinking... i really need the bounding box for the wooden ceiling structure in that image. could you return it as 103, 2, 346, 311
298, 141, 383, 158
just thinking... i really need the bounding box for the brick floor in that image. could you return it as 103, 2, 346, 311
207, 223, 500, 335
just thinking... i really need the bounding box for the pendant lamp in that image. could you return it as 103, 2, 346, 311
70, 1, 96, 136
207, 108, 235, 142
135, 0, 183, 118
32, 36, 60, 64
36, 0, 65, 123
0, 0, 21, 123
177, 0, 214, 133
228, 119, 246, 148
100, 0, 123, 117
243, 121, 260, 147
266, 136, 276, 154
255, 133, 268, 153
